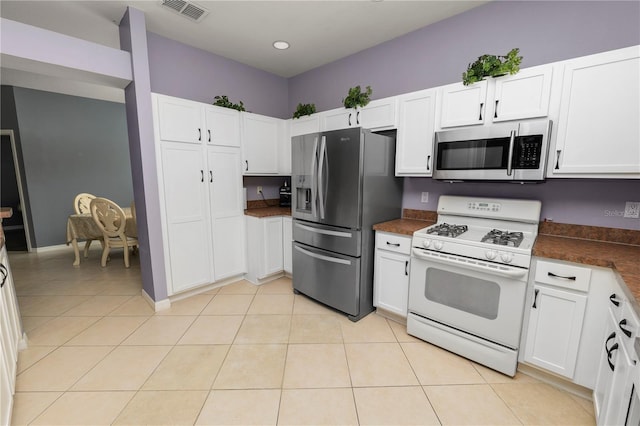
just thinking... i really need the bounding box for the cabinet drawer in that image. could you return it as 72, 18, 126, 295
375, 232, 411, 255
534, 260, 591, 292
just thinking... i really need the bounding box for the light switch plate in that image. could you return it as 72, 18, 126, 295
421, 192, 429, 203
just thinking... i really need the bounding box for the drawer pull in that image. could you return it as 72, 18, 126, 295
405, 260, 409, 276
386, 242, 401, 247
619, 319, 633, 338
609, 293, 621, 307
548, 272, 576, 281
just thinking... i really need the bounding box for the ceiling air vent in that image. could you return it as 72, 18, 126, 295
160, 0, 209, 22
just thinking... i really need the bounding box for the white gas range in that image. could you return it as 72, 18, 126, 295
407, 195, 542, 377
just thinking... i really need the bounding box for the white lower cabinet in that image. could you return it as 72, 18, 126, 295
373, 232, 411, 317
1, 245, 25, 426
522, 258, 621, 390
245, 216, 284, 282
283, 217, 292, 274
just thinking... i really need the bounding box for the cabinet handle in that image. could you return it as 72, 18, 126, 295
386, 242, 400, 247
619, 319, 633, 338
478, 102, 484, 121
356, 111, 360, 125
426, 155, 431, 171
198, 128, 201, 141
554, 150, 561, 170
605, 331, 616, 347
405, 260, 409, 276
0, 264, 7, 288
245, 160, 248, 171
532, 288, 539, 309
348, 113, 352, 127
200, 170, 204, 182
609, 293, 620, 307
494, 100, 499, 118
607, 342, 619, 372
547, 272, 576, 281
209, 171, 213, 183
208, 129, 211, 142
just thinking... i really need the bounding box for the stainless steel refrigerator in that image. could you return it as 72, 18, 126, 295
291, 127, 402, 321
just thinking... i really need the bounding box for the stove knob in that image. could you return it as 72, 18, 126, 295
434, 241, 444, 250
485, 250, 497, 260
422, 240, 431, 248
500, 253, 513, 263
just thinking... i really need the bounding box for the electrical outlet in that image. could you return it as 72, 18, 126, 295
421, 192, 429, 203
257, 186, 263, 195
624, 201, 640, 218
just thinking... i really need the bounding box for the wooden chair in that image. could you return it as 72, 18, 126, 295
89, 197, 138, 268
73, 192, 100, 257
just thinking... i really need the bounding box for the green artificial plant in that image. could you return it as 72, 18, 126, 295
342, 85, 373, 109
212, 95, 246, 112
462, 48, 523, 86
292, 103, 317, 119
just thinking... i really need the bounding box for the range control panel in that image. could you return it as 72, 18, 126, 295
467, 202, 501, 212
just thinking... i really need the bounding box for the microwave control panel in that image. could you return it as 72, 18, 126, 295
514, 136, 543, 168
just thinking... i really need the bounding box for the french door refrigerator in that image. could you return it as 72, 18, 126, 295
291, 127, 402, 321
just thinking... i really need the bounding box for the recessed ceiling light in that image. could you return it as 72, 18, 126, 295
273, 40, 290, 50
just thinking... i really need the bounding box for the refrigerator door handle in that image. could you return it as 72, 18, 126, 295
318, 135, 328, 220
311, 137, 319, 219
294, 245, 351, 266
295, 223, 352, 238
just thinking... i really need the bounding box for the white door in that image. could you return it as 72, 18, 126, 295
524, 284, 587, 378
242, 112, 279, 174
283, 217, 292, 274
262, 217, 283, 278
358, 98, 398, 130
205, 106, 240, 147
156, 95, 203, 144
492, 65, 553, 122
290, 114, 321, 137
208, 146, 246, 280
322, 108, 353, 131
552, 46, 640, 175
161, 143, 213, 292
374, 249, 409, 317
439, 81, 488, 128
395, 89, 437, 176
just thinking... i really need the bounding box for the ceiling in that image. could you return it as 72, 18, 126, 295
1, 0, 487, 78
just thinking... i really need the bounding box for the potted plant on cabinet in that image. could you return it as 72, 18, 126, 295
342, 85, 373, 109
462, 48, 523, 86
212, 95, 246, 112
292, 103, 316, 119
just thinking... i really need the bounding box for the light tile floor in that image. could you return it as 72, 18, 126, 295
8, 248, 596, 425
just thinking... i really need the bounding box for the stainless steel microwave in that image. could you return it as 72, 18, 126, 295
433, 119, 552, 182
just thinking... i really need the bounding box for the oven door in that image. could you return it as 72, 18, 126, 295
408, 247, 528, 348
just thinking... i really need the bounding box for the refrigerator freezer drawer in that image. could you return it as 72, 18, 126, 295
292, 242, 361, 316
293, 220, 361, 257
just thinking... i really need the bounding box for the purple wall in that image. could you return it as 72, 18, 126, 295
404, 178, 640, 231
146, 32, 289, 119
288, 1, 640, 114
287, 0, 640, 231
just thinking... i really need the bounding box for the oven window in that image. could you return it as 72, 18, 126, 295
437, 138, 510, 170
424, 268, 500, 320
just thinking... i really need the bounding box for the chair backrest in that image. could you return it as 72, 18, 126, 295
74, 193, 96, 214
90, 197, 126, 239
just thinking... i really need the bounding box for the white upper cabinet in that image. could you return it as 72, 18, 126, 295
438, 80, 488, 128
290, 114, 321, 137
204, 106, 240, 147
492, 65, 553, 122
157, 96, 204, 144
549, 45, 640, 177
395, 89, 437, 176
278, 119, 291, 175
321, 97, 398, 131
438, 65, 555, 129
242, 112, 280, 175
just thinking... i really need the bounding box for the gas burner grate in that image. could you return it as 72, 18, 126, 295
481, 229, 524, 247
426, 223, 469, 238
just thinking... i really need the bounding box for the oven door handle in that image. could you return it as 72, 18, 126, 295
412, 248, 528, 278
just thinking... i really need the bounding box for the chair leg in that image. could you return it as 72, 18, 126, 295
101, 245, 110, 267
84, 240, 92, 258
123, 245, 130, 268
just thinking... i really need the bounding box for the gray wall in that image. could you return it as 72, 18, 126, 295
10, 87, 134, 247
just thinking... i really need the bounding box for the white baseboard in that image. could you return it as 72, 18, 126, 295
517, 363, 592, 400
168, 274, 246, 303
142, 289, 171, 312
